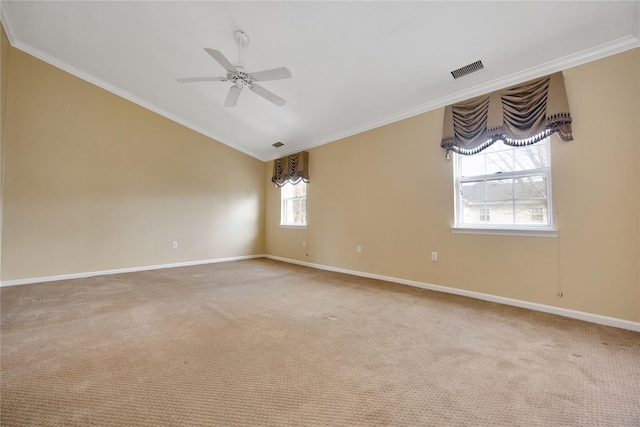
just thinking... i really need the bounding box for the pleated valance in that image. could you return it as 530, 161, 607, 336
441, 72, 573, 157
272, 151, 309, 188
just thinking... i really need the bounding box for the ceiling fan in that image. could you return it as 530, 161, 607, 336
178, 30, 292, 107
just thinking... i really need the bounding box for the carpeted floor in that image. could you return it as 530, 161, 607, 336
1, 258, 639, 426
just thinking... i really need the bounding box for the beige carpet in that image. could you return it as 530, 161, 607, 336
1, 258, 639, 426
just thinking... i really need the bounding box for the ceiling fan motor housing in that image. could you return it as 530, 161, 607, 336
228, 66, 255, 88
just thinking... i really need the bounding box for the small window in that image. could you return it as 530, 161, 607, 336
281, 182, 307, 226
454, 138, 553, 230
479, 208, 491, 222
530, 206, 545, 222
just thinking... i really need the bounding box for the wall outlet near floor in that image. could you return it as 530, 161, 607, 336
431, 252, 438, 262
172, 241, 178, 249
302, 240, 306, 248
357, 245, 362, 253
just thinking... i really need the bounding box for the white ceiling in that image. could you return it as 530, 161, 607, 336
2, 1, 639, 161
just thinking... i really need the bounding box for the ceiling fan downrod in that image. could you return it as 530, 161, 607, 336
234, 30, 249, 67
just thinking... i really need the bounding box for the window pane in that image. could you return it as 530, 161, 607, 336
292, 199, 306, 224
514, 175, 547, 199
485, 178, 512, 201
293, 183, 306, 198
460, 181, 485, 204
515, 144, 548, 170
485, 146, 514, 174
460, 201, 481, 224
281, 182, 307, 226
460, 154, 486, 177
490, 201, 515, 224
515, 201, 548, 225
281, 184, 294, 198
284, 199, 306, 225
461, 200, 515, 225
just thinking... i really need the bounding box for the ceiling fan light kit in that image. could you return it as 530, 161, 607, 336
178, 30, 292, 107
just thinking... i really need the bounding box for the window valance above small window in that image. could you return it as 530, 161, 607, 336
272, 151, 309, 188
441, 72, 573, 157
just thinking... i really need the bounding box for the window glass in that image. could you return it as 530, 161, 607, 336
455, 138, 552, 229
281, 182, 307, 226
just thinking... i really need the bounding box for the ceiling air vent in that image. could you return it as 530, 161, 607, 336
451, 60, 484, 80
272, 142, 284, 148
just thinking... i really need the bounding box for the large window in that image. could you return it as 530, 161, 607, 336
454, 138, 553, 230
281, 182, 307, 226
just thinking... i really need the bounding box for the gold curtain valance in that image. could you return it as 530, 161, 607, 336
441, 72, 573, 156
272, 151, 309, 188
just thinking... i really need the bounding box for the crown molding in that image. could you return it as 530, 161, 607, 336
15, 42, 264, 160
633, 1, 640, 40
2, 0, 637, 163
268, 35, 640, 161
0, 0, 19, 45
1, 0, 265, 161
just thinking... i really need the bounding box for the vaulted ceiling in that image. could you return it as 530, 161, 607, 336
2, 1, 639, 161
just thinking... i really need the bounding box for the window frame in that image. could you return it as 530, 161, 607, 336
280, 182, 307, 228
452, 138, 557, 237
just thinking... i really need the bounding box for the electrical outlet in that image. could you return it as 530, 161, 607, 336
431, 252, 438, 262
357, 245, 362, 253
172, 241, 178, 249
302, 241, 306, 248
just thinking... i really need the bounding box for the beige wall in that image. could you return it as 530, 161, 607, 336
266, 48, 640, 323
2, 27, 638, 324
1, 24, 10, 271
1, 24, 9, 138
1, 45, 265, 281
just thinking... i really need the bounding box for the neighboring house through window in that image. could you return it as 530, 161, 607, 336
281, 182, 307, 226
454, 137, 553, 230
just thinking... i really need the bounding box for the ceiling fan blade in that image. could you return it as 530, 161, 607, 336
177, 77, 227, 83
250, 84, 286, 107
250, 67, 292, 82
224, 85, 242, 107
204, 48, 237, 73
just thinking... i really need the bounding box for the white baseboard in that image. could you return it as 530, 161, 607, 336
0, 254, 266, 287
4, 254, 637, 332
264, 255, 640, 332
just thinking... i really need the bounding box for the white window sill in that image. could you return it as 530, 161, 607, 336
451, 226, 558, 238
280, 224, 307, 229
